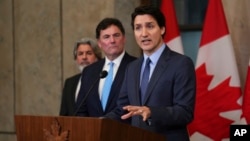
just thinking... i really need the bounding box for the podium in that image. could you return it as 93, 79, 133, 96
15, 115, 165, 141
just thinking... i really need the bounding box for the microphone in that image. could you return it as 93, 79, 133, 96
73, 70, 108, 116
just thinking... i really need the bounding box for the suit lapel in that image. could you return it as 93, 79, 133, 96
72, 74, 81, 104
136, 57, 144, 105
110, 53, 129, 90
142, 46, 171, 105
94, 60, 106, 113
105, 53, 133, 111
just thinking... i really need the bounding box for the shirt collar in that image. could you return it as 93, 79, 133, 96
104, 51, 125, 66
143, 43, 165, 65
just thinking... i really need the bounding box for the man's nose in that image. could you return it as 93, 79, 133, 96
82, 53, 87, 59
110, 36, 115, 43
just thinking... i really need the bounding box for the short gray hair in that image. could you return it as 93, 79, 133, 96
73, 37, 102, 60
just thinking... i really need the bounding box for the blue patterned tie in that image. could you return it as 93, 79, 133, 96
140, 58, 151, 103
101, 62, 114, 110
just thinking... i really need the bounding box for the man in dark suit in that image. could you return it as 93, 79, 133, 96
59, 38, 102, 116
75, 18, 136, 116
105, 5, 196, 141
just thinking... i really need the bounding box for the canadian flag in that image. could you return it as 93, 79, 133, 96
160, 0, 184, 54
188, 0, 242, 140
242, 59, 250, 123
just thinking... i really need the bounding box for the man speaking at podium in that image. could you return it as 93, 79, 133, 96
105, 5, 196, 141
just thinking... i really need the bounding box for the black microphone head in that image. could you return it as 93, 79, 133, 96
100, 71, 108, 78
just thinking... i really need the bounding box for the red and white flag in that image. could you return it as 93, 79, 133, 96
160, 0, 184, 54
242, 59, 250, 124
188, 0, 243, 140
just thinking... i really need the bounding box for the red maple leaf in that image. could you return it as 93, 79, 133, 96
188, 64, 242, 140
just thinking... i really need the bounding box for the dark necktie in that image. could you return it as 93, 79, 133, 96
101, 62, 114, 110
140, 58, 151, 103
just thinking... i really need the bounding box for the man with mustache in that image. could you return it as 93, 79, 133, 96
59, 37, 102, 116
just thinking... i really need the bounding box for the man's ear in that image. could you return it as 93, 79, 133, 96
161, 27, 165, 36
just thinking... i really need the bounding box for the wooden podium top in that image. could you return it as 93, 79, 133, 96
15, 115, 165, 141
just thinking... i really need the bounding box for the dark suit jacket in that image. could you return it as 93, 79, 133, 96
59, 73, 81, 116
106, 46, 196, 141
75, 52, 136, 117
